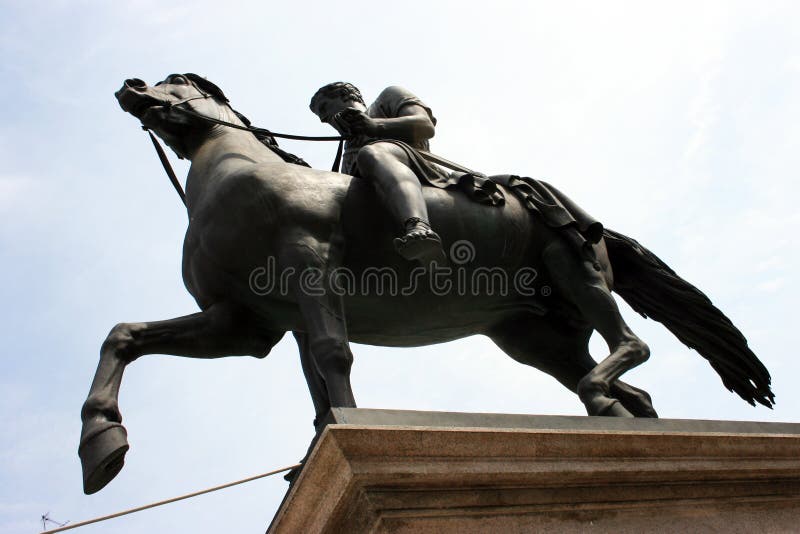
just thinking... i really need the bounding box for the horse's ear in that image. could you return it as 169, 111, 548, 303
183, 73, 229, 102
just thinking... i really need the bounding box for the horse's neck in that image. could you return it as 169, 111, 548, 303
191, 127, 284, 169
186, 128, 285, 198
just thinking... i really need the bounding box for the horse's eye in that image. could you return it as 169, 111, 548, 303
171, 76, 188, 85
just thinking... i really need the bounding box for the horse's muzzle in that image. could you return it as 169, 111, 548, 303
115, 79, 159, 116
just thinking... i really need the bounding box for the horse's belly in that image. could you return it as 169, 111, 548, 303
343, 279, 546, 346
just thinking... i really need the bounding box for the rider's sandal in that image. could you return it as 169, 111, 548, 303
393, 217, 446, 265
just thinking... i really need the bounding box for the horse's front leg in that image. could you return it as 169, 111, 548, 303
284, 237, 355, 409
80, 303, 282, 494
295, 285, 356, 408
293, 331, 331, 431
284, 331, 336, 484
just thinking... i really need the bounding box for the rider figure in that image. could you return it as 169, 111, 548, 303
310, 83, 447, 264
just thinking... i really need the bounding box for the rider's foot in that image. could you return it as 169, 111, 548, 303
393, 217, 446, 265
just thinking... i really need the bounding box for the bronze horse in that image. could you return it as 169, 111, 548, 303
79, 73, 774, 494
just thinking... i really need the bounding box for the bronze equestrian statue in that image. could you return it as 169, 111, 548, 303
79, 73, 774, 495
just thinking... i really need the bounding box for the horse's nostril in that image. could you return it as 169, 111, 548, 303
124, 78, 147, 89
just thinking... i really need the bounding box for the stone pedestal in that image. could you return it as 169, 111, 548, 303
268, 409, 800, 533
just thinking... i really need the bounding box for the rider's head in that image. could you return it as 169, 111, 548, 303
310, 82, 366, 123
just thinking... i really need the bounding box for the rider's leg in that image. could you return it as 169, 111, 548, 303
357, 142, 428, 231
356, 142, 444, 262
543, 238, 650, 417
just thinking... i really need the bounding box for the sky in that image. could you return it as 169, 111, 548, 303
1, 0, 799, 532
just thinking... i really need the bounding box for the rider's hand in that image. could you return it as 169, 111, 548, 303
334, 109, 378, 137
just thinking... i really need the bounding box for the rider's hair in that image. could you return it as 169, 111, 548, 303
309, 82, 364, 115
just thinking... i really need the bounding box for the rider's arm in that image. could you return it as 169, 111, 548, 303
370, 104, 435, 144
340, 104, 434, 144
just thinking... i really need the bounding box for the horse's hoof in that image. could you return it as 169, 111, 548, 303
79, 422, 129, 494
611, 382, 659, 418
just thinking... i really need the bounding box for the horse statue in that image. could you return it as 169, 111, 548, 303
79, 72, 774, 495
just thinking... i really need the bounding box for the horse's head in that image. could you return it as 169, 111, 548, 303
115, 73, 233, 158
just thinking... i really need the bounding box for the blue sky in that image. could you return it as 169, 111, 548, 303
1, 1, 799, 532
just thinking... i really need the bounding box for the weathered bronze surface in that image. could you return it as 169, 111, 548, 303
79, 73, 773, 494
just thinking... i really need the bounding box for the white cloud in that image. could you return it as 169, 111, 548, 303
756, 277, 786, 293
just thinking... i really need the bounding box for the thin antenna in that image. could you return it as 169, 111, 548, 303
41, 513, 69, 529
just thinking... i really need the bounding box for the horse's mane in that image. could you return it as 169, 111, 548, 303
183, 73, 311, 168
184, 73, 229, 102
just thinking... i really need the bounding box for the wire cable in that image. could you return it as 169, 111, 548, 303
40, 463, 301, 533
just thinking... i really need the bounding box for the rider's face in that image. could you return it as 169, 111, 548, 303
314, 95, 365, 123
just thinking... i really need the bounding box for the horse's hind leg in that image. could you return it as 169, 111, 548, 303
80, 303, 282, 494
489, 317, 657, 417
543, 239, 650, 417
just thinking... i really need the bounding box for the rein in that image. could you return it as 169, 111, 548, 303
171, 105, 344, 142
145, 129, 187, 206
167, 105, 347, 173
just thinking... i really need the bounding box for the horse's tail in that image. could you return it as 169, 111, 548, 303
603, 228, 775, 408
